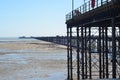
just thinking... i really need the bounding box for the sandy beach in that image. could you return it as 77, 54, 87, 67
0, 38, 67, 80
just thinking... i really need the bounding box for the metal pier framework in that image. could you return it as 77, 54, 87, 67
66, 0, 120, 80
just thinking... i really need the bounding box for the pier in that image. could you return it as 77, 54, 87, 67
32, 0, 120, 79
66, 0, 120, 79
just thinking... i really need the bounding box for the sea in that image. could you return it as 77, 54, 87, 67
0, 37, 67, 80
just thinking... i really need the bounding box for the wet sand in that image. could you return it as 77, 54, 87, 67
0, 39, 67, 80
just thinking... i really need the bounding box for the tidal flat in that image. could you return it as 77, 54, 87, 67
0, 38, 67, 80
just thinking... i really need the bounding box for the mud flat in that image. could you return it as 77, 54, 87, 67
0, 39, 67, 80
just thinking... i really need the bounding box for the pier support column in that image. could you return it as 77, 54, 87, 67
81, 25, 85, 79
102, 26, 105, 78
88, 26, 92, 79
84, 27, 88, 79
118, 26, 120, 51
99, 26, 102, 78
67, 26, 70, 80
112, 18, 116, 78
105, 26, 109, 78
70, 27, 73, 80
77, 26, 80, 80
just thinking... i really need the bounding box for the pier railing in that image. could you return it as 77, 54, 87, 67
66, 0, 112, 21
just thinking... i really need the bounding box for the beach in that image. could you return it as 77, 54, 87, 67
0, 38, 67, 80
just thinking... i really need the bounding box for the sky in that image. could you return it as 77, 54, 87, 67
0, 0, 84, 37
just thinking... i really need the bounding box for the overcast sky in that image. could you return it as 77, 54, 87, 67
0, 0, 84, 37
